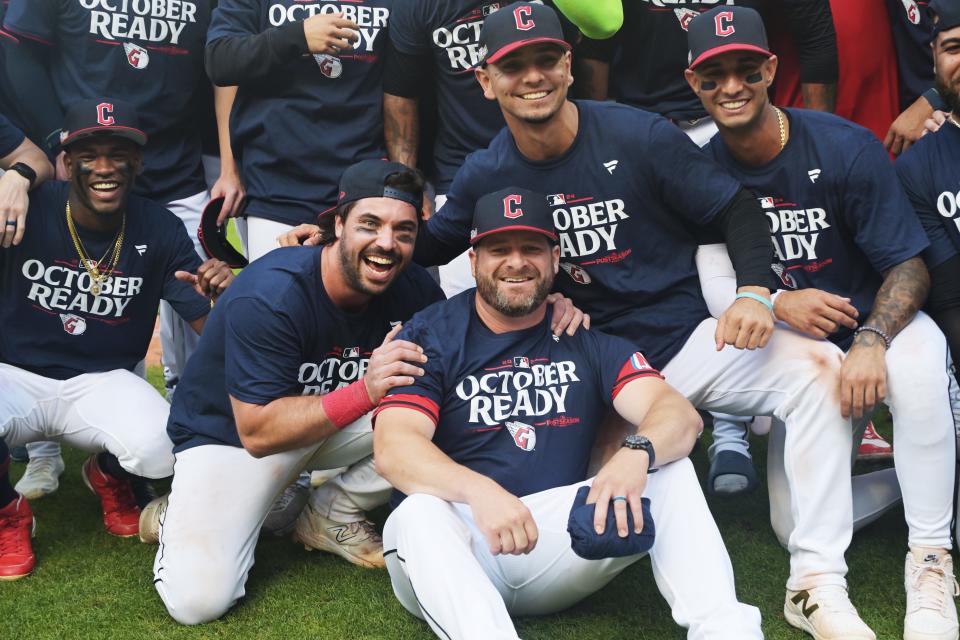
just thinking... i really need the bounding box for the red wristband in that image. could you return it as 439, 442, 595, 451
321, 379, 376, 430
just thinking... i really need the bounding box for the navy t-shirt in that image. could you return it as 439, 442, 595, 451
884, 0, 935, 110
708, 108, 929, 348
377, 291, 661, 503
3, 0, 210, 204
0, 110, 23, 157
0, 182, 208, 380
896, 122, 960, 269
429, 100, 742, 368
0, 3, 27, 131
208, 0, 391, 226
388, 0, 507, 191
167, 246, 444, 452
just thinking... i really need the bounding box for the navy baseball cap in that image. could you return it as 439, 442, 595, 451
930, 0, 960, 37
470, 187, 558, 245
479, 2, 571, 66
687, 6, 772, 70
60, 98, 148, 149
335, 159, 424, 213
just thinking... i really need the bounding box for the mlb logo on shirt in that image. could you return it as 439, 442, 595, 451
759, 197, 775, 209
505, 420, 536, 452
342, 346, 360, 358
59, 313, 87, 336
123, 43, 150, 70
629, 352, 653, 372
547, 193, 566, 206
482, 3, 501, 16
513, 356, 530, 368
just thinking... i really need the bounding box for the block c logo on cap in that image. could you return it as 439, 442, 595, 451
514, 5, 535, 31
503, 194, 523, 219
96, 102, 115, 126
714, 11, 735, 37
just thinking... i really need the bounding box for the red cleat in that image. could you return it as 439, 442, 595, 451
857, 422, 894, 461
0, 496, 36, 581
81, 455, 141, 538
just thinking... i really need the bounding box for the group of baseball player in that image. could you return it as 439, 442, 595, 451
1, 0, 960, 639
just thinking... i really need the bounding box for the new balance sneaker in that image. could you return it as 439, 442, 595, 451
707, 449, 759, 497
904, 549, 960, 640
262, 476, 310, 537
293, 504, 385, 568
784, 585, 876, 639
81, 455, 141, 538
0, 496, 36, 581
14, 455, 65, 500
138, 494, 168, 545
857, 422, 893, 461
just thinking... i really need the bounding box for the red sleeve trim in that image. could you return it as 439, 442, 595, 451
373, 394, 439, 428
0, 29, 19, 44
611, 352, 663, 400
2, 27, 52, 46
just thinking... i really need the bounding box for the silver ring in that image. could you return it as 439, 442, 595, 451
4, 220, 15, 226
612, 496, 627, 503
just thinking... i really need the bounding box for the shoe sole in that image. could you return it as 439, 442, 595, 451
856, 452, 893, 461
0, 517, 37, 581
81, 460, 139, 539
712, 474, 750, 494
293, 529, 385, 569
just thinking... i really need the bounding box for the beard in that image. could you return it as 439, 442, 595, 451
936, 73, 960, 116
337, 240, 399, 297
475, 266, 553, 317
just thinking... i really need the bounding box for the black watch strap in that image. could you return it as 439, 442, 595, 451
622, 434, 657, 472
9, 162, 37, 189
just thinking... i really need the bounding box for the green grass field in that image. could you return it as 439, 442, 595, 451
0, 385, 915, 639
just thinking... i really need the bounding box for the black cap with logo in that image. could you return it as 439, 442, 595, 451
470, 187, 558, 245
479, 1, 570, 66
687, 6, 772, 70
930, 0, 960, 37
60, 98, 148, 149
336, 159, 423, 213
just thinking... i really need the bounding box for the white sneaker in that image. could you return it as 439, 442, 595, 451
14, 455, 65, 500
784, 585, 876, 640
904, 549, 960, 640
293, 504, 384, 568
138, 494, 168, 545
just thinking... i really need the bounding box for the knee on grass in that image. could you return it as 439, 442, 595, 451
157, 574, 238, 625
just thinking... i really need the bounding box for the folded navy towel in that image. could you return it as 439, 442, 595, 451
567, 485, 655, 560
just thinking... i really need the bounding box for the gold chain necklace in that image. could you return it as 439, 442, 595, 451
65, 200, 125, 297
774, 107, 787, 150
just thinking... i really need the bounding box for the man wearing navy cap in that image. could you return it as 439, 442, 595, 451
149, 160, 447, 625
374, 187, 762, 639
0, 99, 232, 580
686, 6, 958, 639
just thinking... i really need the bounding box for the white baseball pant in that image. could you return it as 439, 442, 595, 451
435, 194, 477, 298
238, 215, 294, 262
159, 189, 209, 397
153, 414, 390, 625
0, 362, 174, 478
697, 243, 956, 550
383, 458, 762, 640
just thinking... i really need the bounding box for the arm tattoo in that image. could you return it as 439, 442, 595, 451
854, 256, 929, 348
383, 94, 420, 168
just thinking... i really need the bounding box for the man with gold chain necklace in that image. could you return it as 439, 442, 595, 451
0, 99, 234, 580
686, 7, 958, 640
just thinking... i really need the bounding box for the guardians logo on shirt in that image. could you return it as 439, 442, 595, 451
639, 0, 732, 6
455, 358, 580, 426
80, 0, 199, 46
758, 196, 832, 261
21, 258, 143, 324
298, 346, 371, 395
268, 2, 388, 53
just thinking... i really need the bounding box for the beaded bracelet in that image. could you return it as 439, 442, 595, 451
853, 325, 892, 349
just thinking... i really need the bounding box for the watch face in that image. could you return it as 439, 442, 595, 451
624, 435, 647, 448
